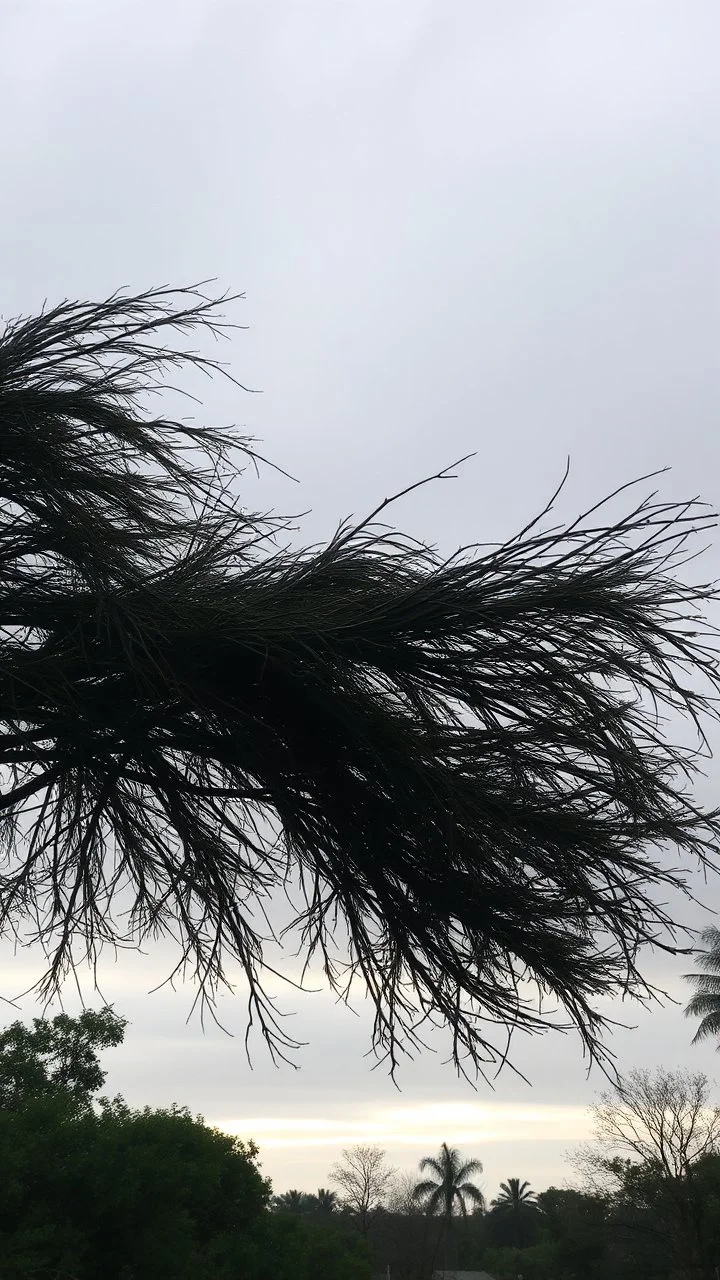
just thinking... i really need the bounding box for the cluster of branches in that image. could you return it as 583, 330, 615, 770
580, 1068, 720, 1187
2, 283, 720, 1078
572, 1067, 720, 1277
330, 1146, 398, 1235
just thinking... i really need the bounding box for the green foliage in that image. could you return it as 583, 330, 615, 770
484, 1241, 557, 1280
0, 1005, 126, 1110
81, 1101, 270, 1275
355, 1132, 720, 1280
690, 1152, 720, 1265
0, 1094, 270, 1278
9, 1010, 720, 1280
573, 1066, 720, 1278
257, 1214, 372, 1280
0, 1006, 373, 1279
536, 1187, 609, 1279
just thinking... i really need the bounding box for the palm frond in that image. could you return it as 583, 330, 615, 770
415, 1144, 483, 1219
457, 1183, 485, 1211
685, 978, 720, 998
3, 286, 720, 1078
687, 927, 720, 974
686, 993, 720, 1016
414, 1183, 444, 1216
458, 1181, 485, 1197
492, 1177, 537, 1209
685, 927, 720, 1044
690, 1013, 720, 1044
412, 1180, 440, 1201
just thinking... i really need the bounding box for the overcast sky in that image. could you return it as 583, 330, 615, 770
1, 0, 720, 1199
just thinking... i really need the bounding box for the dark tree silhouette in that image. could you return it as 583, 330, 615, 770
491, 1177, 537, 1211
2, 284, 720, 1078
414, 1143, 484, 1274
413, 1143, 484, 1220
271, 1190, 313, 1214
491, 1178, 538, 1248
315, 1188, 338, 1214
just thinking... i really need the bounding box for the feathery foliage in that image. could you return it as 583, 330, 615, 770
491, 1178, 537, 1210
271, 1190, 313, 1214
413, 1143, 484, 1218
315, 1188, 338, 1214
2, 284, 720, 1078
685, 926, 720, 1045
490, 1178, 538, 1251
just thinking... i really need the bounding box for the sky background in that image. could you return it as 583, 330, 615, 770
1, 0, 720, 1201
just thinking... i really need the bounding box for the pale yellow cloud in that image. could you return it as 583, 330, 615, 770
218, 1100, 593, 1148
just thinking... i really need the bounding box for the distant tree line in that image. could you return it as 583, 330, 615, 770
271, 1064, 720, 1280
3, 993, 720, 1278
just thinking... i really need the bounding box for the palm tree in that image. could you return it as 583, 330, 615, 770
3, 285, 720, 1082
685, 928, 720, 1044
315, 1188, 338, 1214
272, 1189, 312, 1213
414, 1143, 484, 1221
491, 1178, 538, 1248
414, 1142, 484, 1268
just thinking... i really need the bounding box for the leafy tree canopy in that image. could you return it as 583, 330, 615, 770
0, 1005, 126, 1111
0, 1007, 372, 1279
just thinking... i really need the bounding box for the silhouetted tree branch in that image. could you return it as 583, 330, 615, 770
2, 284, 720, 1078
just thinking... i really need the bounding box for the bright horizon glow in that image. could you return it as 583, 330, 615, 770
218, 1100, 594, 1148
